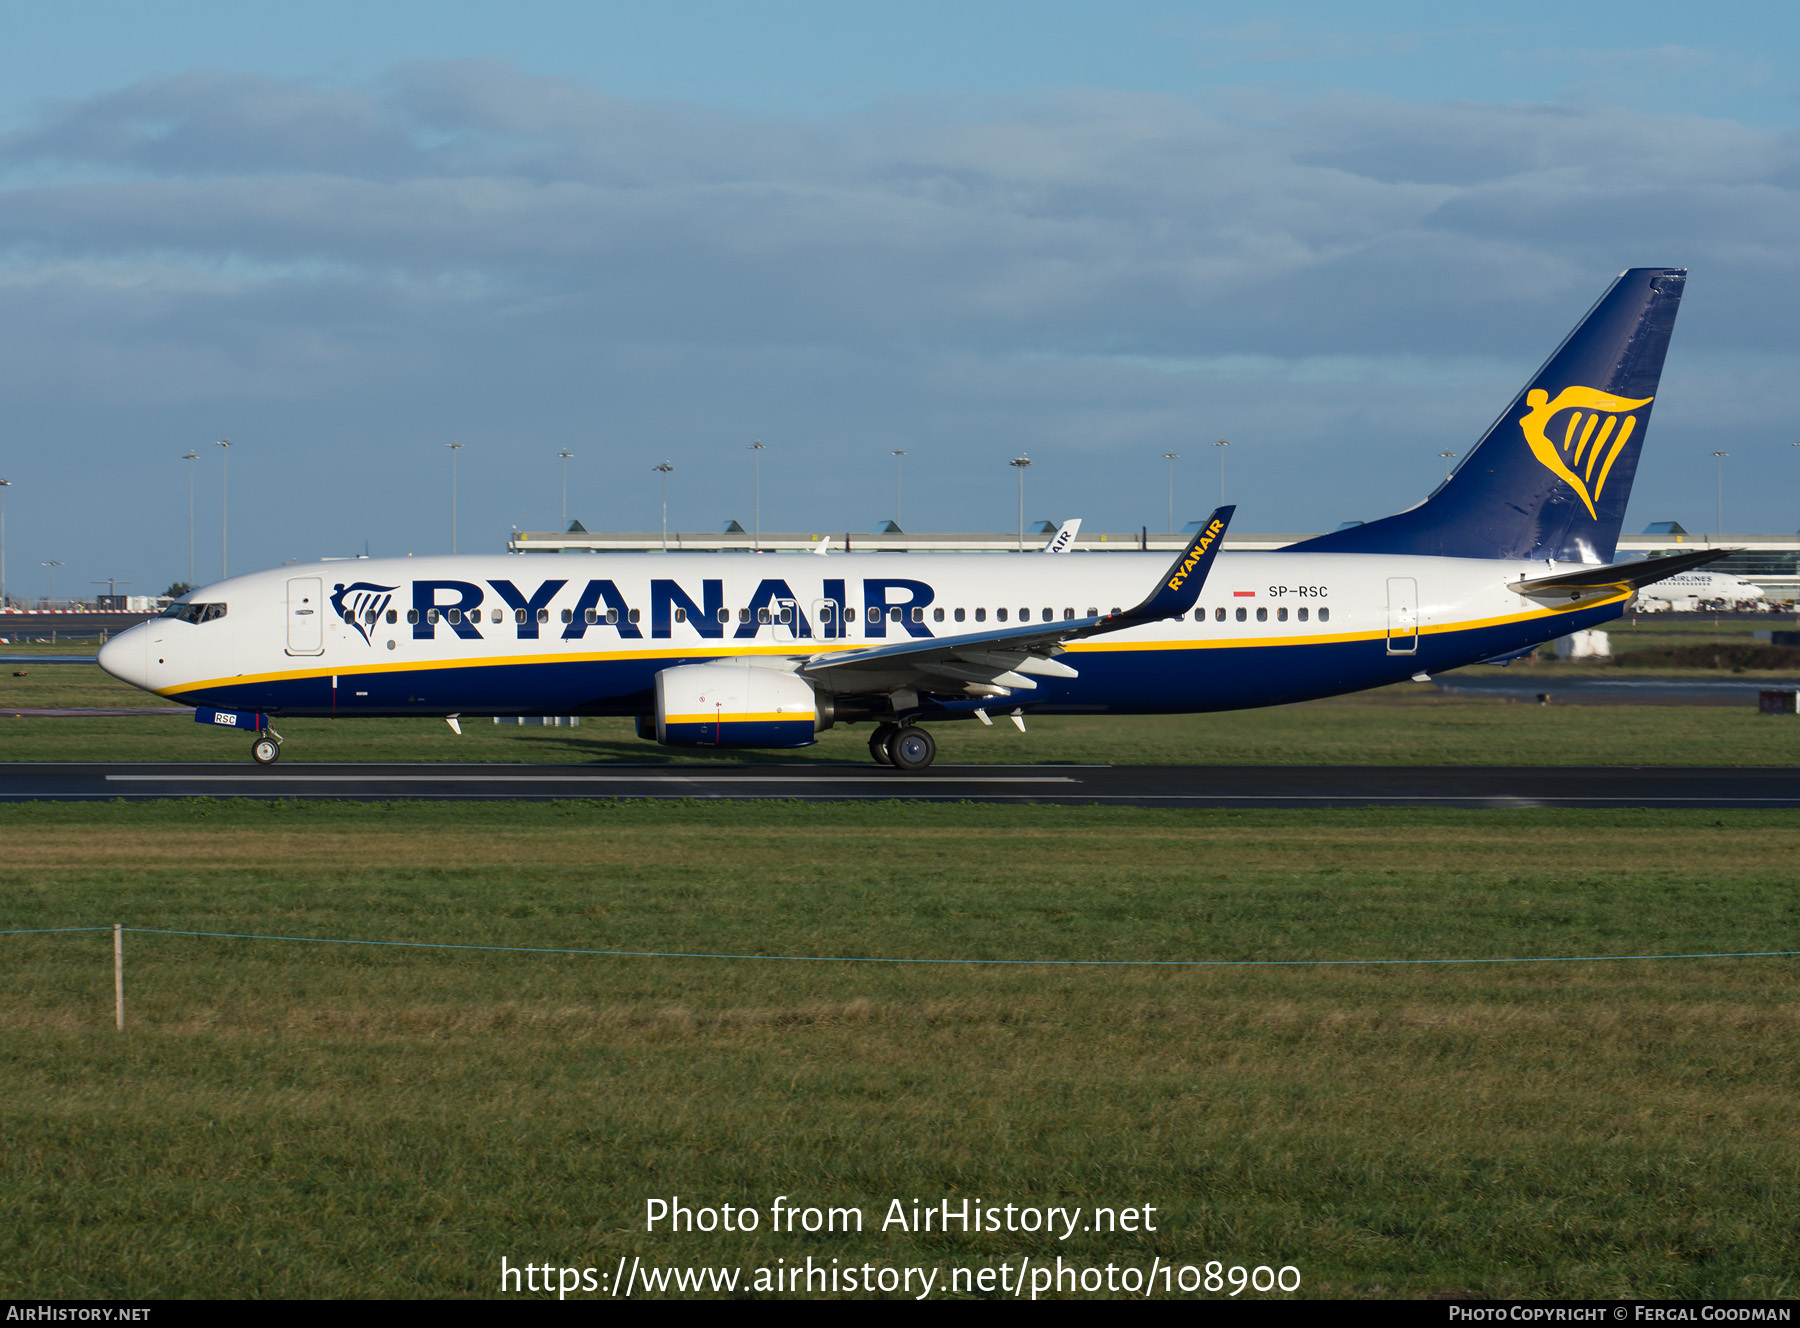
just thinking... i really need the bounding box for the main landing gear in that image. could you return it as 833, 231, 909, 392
251, 727, 284, 766
869, 722, 936, 772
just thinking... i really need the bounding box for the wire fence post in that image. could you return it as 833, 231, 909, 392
114, 923, 124, 1031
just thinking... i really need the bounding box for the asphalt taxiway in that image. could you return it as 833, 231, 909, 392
4, 762, 1799, 807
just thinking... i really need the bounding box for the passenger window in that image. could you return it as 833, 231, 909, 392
1041, 608, 1051, 622
1192, 609, 1203, 622
584, 608, 598, 624
820, 603, 835, 622
1215, 607, 1225, 621
867, 607, 880, 624
934, 607, 945, 622
716, 607, 730, 624
779, 606, 793, 624
1256, 607, 1268, 622
997, 608, 1009, 622
758, 607, 771, 625
1318, 607, 1329, 623
1087, 607, 1097, 618
1297, 606, 1308, 622
628, 608, 640, 624
975, 608, 986, 622
448, 608, 462, 625
1277, 606, 1288, 622
955, 608, 966, 622
537, 608, 548, 624
606, 608, 619, 625
740, 608, 751, 623
1234, 607, 1245, 622
1019, 608, 1029, 621
1064, 608, 1074, 620
911, 606, 924, 623
887, 607, 901, 622
561, 608, 572, 623
408, 609, 421, 624
386, 608, 398, 624
674, 607, 687, 623
514, 608, 526, 624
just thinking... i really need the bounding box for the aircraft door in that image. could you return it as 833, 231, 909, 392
772, 598, 801, 643
810, 598, 841, 641
1385, 577, 1418, 655
287, 577, 325, 656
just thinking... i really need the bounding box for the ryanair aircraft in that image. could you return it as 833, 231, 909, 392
100, 267, 1722, 771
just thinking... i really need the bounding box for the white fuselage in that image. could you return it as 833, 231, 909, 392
99, 549, 1623, 723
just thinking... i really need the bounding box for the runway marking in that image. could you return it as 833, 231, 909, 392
104, 773, 1080, 785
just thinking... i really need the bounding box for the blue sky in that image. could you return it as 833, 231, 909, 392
1, 2, 1798, 597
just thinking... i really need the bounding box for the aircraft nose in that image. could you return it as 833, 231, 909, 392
98, 626, 150, 691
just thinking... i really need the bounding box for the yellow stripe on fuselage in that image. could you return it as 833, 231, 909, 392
155, 594, 1624, 696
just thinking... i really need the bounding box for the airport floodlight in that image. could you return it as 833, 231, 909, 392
41, 558, 63, 607
91, 578, 131, 606
445, 442, 464, 553
0, 477, 10, 608
182, 451, 199, 588
891, 449, 907, 529
1711, 449, 1729, 535
557, 450, 574, 529
214, 439, 231, 577
1010, 454, 1032, 551
1163, 451, 1180, 533
1213, 438, 1231, 505
1439, 450, 1458, 481
748, 440, 767, 551
653, 461, 675, 550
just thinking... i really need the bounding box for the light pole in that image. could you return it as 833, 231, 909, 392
91, 578, 131, 608
214, 439, 231, 578
891, 449, 906, 528
1439, 449, 1458, 481
1163, 451, 1180, 533
41, 559, 62, 607
748, 440, 766, 551
445, 442, 464, 553
653, 462, 675, 550
182, 451, 198, 588
557, 449, 573, 529
1711, 448, 1729, 536
1010, 454, 1032, 551
0, 477, 10, 609
1214, 438, 1231, 504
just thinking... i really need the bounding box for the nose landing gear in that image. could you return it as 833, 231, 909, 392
869, 722, 936, 772
251, 727, 283, 766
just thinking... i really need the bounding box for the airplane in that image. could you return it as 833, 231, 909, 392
99, 266, 1727, 771
1631, 570, 1768, 612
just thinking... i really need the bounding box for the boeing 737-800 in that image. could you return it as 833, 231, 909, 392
100, 267, 1723, 770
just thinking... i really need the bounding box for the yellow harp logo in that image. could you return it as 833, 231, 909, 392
1518, 386, 1652, 520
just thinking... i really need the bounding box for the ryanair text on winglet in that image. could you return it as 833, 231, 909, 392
1166, 519, 1225, 593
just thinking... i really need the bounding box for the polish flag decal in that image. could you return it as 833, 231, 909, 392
1233, 590, 1256, 598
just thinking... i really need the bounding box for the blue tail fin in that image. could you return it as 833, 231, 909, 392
1289, 267, 1686, 563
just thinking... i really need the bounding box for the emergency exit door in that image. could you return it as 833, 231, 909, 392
1385, 577, 1418, 655
287, 577, 324, 655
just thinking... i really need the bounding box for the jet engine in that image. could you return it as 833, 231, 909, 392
653, 661, 831, 748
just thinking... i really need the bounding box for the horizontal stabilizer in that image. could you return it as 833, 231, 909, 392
1510, 548, 1733, 599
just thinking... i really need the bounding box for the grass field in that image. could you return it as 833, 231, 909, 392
4, 800, 1798, 1299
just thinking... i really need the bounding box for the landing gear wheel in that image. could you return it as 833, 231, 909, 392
869, 723, 899, 766
889, 725, 936, 773
251, 735, 281, 766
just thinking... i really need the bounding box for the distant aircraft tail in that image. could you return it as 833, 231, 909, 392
1289, 267, 1687, 564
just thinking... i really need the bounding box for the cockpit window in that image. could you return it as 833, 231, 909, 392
160, 601, 227, 624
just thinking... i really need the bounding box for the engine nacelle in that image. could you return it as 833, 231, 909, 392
654, 661, 828, 748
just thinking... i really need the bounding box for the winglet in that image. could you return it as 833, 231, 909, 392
1116, 505, 1234, 624
1040, 518, 1081, 553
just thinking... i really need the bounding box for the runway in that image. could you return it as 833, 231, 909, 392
4, 761, 1800, 807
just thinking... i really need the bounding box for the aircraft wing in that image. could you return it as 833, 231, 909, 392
1509, 548, 1734, 601
802, 507, 1232, 698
